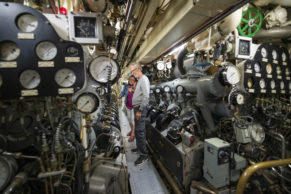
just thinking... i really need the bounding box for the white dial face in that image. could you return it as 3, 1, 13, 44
55, 68, 76, 87
266, 64, 272, 74
177, 85, 183, 93
271, 80, 276, 89
276, 66, 281, 75
164, 86, 170, 92
254, 62, 261, 73
286, 68, 290, 76
282, 52, 287, 61
97, 87, 105, 95
226, 66, 240, 85
36, 41, 57, 60
261, 47, 267, 58
77, 94, 98, 113
157, 62, 165, 71
89, 56, 119, 83
236, 94, 245, 105
272, 50, 277, 60
280, 81, 285, 90
259, 79, 265, 89
17, 14, 38, 32
156, 88, 160, 93
0, 41, 20, 61
250, 123, 265, 144
247, 78, 254, 88
246, 63, 252, 69
166, 62, 172, 69
19, 69, 41, 89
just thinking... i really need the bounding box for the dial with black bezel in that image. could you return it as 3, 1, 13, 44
157, 62, 165, 71
17, 13, 38, 32
89, 56, 120, 84
0, 41, 20, 61
36, 41, 57, 60
155, 88, 160, 94
282, 52, 287, 61
259, 79, 266, 89
55, 68, 76, 87
261, 47, 267, 58
254, 62, 261, 73
176, 85, 184, 93
19, 69, 41, 89
266, 64, 272, 74
272, 50, 278, 60
247, 77, 254, 88
270, 80, 276, 89
225, 65, 241, 85
76, 93, 99, 114
66, 46, 79, 57
74, 17, 96, 38
280, 81, 285, 90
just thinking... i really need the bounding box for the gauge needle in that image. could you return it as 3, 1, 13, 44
80, 101, 89, 109
27, 76, 36, 86
61, 74, 71, 83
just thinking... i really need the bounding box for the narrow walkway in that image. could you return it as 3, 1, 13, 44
119, 109, 169, 194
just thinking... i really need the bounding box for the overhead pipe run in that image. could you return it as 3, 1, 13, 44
253, 26, 291, 39
253, 0, 291, 7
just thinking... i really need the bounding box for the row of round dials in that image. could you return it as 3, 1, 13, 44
246, 62, 289, 75
0, 41, 79, 61
260, 47, 288, 61
247, 77, 291, 91
0, 68, 76, 89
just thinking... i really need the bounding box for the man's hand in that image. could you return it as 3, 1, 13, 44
136, 111, 141, 120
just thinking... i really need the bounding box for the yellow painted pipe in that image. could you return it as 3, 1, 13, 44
236, 158, 291, 194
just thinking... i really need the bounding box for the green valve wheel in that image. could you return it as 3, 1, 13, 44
238, 7, 263, 37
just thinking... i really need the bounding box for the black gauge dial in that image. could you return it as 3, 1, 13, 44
66, 46, 79, 57
74, 17, 96, 38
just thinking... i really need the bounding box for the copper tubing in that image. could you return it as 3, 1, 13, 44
147, 143, 183, 194
236, 158, 291, 194
191, 180, 216, 194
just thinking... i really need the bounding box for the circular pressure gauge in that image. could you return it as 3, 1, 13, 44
17, 14, 38, 32
286, 68, 290, 76
282, 52, 287, 62
36, 41, 57, 60
272, 50, 278, 60
271, 80, 276, 89
261, 47, 267, 58
157, 62, 165, 71
155, 88, 160, 94
19, 69, 41, 89
76, 93, 99, 114
164, 86, 170, 92
266, 63, 272, 74
55, 68, 76, 87
236, 93, 245, 105
66, 46, 79, 57
166, 62, 172, 69
259, 79, 266, 89
280, 81, 285, 90
89, 56, 120, 84
246, 62, 252, 70
250, 123, 265, 144
176, 85, 184, 93
0, 41, 20, 61
254, 62, 261, 73
247, 77, 254, 88
96, 87, 105, 96
276, 66, 281, 75
225, 65, 241, 85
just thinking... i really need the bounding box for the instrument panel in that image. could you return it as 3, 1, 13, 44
0, 2, 85, 99
244, 43, 291, 95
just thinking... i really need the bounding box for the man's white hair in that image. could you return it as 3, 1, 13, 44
129, 62, 142, 70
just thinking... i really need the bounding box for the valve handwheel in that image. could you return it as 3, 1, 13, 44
238, 7, 263, 37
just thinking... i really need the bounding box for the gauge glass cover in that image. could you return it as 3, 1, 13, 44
247, 77, 254, 88
276, 66, 281, 75
266, 64, 272, 74
36, 41, 57, 60
280, 81, 285, 90
259, 79, 265, 89
19, 69, 41, 89
282, 52, 286, 61
17, 14, 38, 32
271, 80, 276, 89
74, 17, 96, 38
76, 93, 99, 113
272, 50, 277, 60
226, 66, 240, 85
261, 47, 267, 58
0, 41, 20, 61
157, 62, 165, 71
55, 68, 76, 87
236, 94, 245, 105
250, 123, 265, 144
254, 62, 261, 73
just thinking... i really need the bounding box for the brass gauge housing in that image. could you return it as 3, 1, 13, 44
266, 64, 272, 74
276, 66, 281, 75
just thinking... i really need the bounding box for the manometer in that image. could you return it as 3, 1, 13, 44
271, 80, 276, 89
176, 85, 184, 93
282, 52, 286, 61
236, 93, 245, 105
0, 41, 20, 61
276, 66, 281, 75
74, 17, 96, 38
76, 93, 99, 114
254, 62, 261, 73
166, 62, 172, 69
259, 79, 265, 89
286, 68, 290, 76
247, 77, 254, 88
89, 56, 120, 84
261, 47, 267, 58
225, 65, 241, 85
229, 91, 245, 105
96, 87, 106, 96
19, 69, 41, 89
55, 68, 76, 87
266, 64, 272, 74
36, 41, 57, 60
66, 46, 79, 57
157, 62, 165, 71
246, 62, 252, 70
272, 50, 278, 60
155, 88, 160, 94
250, 123, 265, 144
17, 13, 38, 32
280, 81, 285, 90
164, 86, 170, 92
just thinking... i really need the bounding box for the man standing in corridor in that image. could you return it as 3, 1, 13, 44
129, 63, 150, 166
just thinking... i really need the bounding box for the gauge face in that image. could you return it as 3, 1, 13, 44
280, 81, 285, 90
259, 79, 265, 89
55, 68, 76, 87
177, 85, 183, 93
164, 86, 170, 92
226, 66, 240, 85
261, 47, 267, 58
36, 41, 57, 60
66, 46, 79, 57
157, 62, 165, 71
155, 88, 160, 93
89, 56, 120, 84
74, 17, 96, 38
19, 69, 41, 89
254, 62, 261, 73
250, 123, 265, 144
0, 41, 20, 61
247, 77, 254, 88
76, 93, 99, 114
166, 62, 172, 69
272, 50, 278, 60
246, 62, 252, 69
266, 63, 272, 74
282, 52, 287, 61
271, 80, 276, 89
286, 68, 290, 76
236, 93, 245, 105
17, 14, 38, 32
96, 87, 105, 96
276, 66, 281, 75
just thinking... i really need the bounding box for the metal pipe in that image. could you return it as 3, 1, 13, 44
253, 26, 291, 39
253, 0, 291, 7
147, 143, 183, 194
236, 158, 291, 194
38, 169, 66, 179
191, 180, 216, 194
268, 131, 285, 159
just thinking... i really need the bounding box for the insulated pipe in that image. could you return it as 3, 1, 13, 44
177, 48, 188, 75
253, 26, 291, 39
253, 0, 291, 7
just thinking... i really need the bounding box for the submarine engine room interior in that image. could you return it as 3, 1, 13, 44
0, 0, 291, 193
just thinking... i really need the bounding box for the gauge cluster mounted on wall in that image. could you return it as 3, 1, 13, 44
244, 43, 291, 95
0, 2, 85, 99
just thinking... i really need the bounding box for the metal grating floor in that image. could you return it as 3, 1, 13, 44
119, 109, 169, 194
